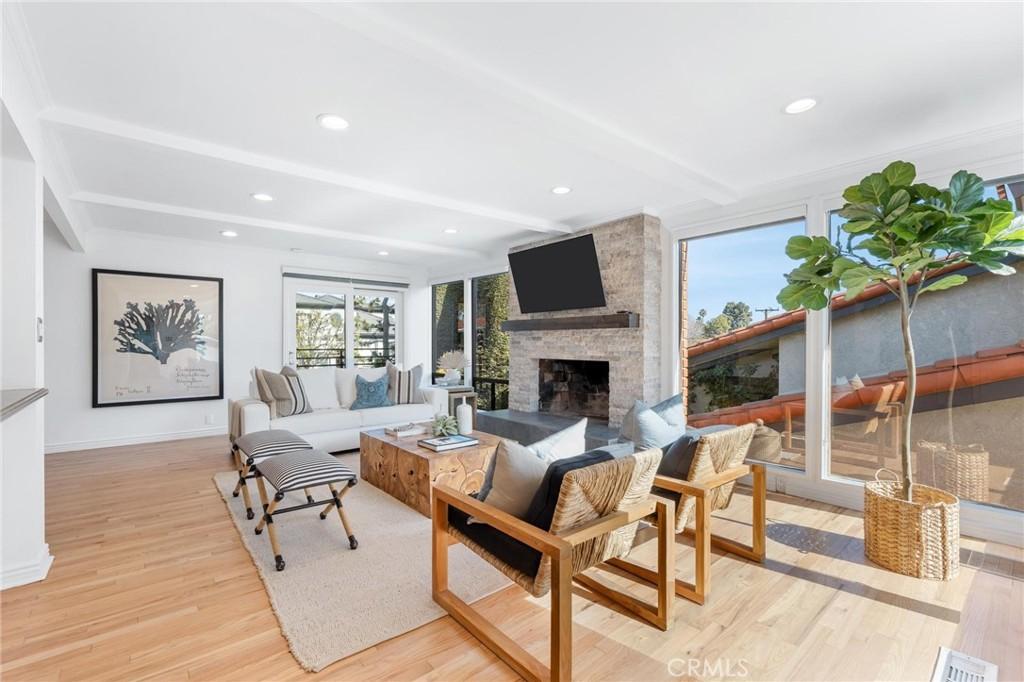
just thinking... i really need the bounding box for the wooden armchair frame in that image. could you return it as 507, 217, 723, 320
610, 463, 766, 605
432, 486, 675, 682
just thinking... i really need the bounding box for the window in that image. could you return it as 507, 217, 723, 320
283, 277, 403, 371
828, 179, 1024, 512
683, 218, 807, 470
431, 280, 464, 381
471, 273, 511, 410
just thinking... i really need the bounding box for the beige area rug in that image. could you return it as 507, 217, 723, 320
213, 453, 510, 672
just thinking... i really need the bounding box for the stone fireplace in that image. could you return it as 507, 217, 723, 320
538, 359, 610, 420
505, 213, 663, 427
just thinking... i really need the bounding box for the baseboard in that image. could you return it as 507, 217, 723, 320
46, 426, 227, 454
1, 545, 54, 590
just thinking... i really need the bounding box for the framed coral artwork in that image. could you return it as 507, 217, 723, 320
92, 269, 223, 407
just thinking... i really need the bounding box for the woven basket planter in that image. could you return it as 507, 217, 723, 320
917, 441, 989, 503
864, 470, 960, 581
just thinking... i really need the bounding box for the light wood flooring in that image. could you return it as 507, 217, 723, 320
1, 436, 1021, 681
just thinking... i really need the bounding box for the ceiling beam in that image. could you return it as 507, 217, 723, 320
304, 4, 738, 205
41, 108, 572, 235
71, 191, 489, 259
3, 4, 90, 251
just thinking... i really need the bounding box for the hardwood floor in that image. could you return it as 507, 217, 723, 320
2, 436, 1021, 681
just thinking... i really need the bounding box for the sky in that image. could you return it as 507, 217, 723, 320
686, 218, 806, 322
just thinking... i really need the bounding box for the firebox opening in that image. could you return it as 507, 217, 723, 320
538, 359, 610, 421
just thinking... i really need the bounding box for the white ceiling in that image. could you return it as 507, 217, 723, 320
9, 2, 1024, 265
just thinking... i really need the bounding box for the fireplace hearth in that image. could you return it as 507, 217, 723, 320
538, 359, 610, 421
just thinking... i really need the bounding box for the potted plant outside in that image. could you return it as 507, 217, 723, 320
776, 161, 1022, 579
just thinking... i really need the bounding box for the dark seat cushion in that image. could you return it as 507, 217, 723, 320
658, 424, 736, 480
448, 447, 616, 580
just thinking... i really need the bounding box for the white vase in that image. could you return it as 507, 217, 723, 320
447, 368, 462, 385
456, 397, 473, 435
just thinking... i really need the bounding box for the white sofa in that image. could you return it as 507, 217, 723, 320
228, 365, 447, 452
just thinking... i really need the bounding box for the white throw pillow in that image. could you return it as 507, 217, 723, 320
482, 417, 588, 520
526, 417, 587, 459
297, 367, 340, 410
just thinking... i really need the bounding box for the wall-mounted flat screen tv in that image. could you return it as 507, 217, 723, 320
508, 234, 606, 314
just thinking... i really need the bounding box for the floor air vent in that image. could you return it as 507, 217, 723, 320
931, 647, 998, 682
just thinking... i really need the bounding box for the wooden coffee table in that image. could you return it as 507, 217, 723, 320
359, 428, 500, 517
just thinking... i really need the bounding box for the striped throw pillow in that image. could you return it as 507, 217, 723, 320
254, 366, 313, 418
386, 362, 423, 405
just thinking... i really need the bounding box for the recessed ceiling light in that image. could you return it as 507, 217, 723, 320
250, 193, 274, 202
551, 186, 572, 195
377, 250, 389, 256
443, 228, 458, 234
290, 247, 303, 252
220, 230, 238, 238
784, 98, 817, 114
317, 113, 350, 130
189, 283, 199, 288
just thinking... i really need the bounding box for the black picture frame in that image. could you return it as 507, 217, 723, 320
92, 268, 224, 408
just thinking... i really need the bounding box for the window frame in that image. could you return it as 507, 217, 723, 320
283, 276, 405, 370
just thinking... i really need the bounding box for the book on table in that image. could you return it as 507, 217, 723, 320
418, 434, 479, 452
385, 422, 428, 438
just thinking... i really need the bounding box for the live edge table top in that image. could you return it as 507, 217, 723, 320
359, 429, 501, 517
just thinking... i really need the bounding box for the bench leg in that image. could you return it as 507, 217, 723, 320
254, 476, 271, 534
328, 483, 358, 549
233, 450, 257, 520
262, 495, 285, 571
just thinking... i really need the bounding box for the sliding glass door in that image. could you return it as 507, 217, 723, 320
353, 291, 399, 368
676, 173, 1023, 544
683, 218, 808, 470
471, 272, 511, 410
431, 280, 465, 382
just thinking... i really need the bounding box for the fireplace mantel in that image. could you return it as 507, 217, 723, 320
501, 312, 639, 332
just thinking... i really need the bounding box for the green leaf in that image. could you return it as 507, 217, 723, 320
858, 173, 890, 205
843, 219, 877, 234
839, 202, 882, 222
918, 274, 967, 294
832, 257, 860, 276
882, 160, 915, 187
948, 170, 984, 212
777, 282, 810, 310
842, 185, 865, 203
785, 235, 814, 259
973, 259, 1016, 276
800, 288, 829, 310
890, 222, 918, 242
911, 183, 941, 200
840, 267, 872, 299
977, 212, 1014, 242
884, 189, 911, 222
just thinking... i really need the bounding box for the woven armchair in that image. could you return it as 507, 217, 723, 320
432, 448, 674, 682
611, 423, 766, 605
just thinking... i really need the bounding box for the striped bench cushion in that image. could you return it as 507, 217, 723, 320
235, 429, 312, 462
256, 449, 357, 493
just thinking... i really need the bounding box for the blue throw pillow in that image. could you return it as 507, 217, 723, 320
350, 374, 392, 409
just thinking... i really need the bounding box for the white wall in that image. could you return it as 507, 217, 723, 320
43, 227, 430, 452
2, 110, 51, 588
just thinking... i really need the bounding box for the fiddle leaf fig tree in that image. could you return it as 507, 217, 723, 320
777, 161, 1022, 500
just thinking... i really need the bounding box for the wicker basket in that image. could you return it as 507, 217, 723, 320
864, 469, 960, 581
917, 441, 989, 503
